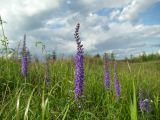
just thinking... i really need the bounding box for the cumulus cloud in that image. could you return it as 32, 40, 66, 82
81, 0, 131, 9
0, 0, 160, 59
118, 0, 159, 21
109, 10, 121, 20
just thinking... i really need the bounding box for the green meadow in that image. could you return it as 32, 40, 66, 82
0, 58, 159, 120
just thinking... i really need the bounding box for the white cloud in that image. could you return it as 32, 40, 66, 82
118, 0, 158, 21
0, 0, 60, 16
81, 0, 132, 8
109, 10, 120, 20
0, 0, 160, 58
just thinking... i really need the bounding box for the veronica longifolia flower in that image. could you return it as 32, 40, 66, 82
74, 23, 84, 99
144, 99, 152, 112
21, 34, 28, 78
104, 53, 110, 89
139, 89, 152, 112
114, 62, 120, 97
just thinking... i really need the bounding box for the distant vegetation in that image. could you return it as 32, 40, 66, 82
125, 52, 160, 63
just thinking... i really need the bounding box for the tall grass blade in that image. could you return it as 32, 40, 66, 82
130, 81, 138, 120
24, 86, 37, 120
16, 88, 24, 120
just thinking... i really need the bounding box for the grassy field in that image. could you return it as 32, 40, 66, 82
0, 58, 160, 120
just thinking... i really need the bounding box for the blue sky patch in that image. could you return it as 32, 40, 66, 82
138, 2, 160, 25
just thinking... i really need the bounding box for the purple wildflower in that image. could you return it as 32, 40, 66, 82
104, 53, 110, 89
74, 23, 84, 99
114, 62, 120, 97
21, 34, 28, 78
139, 88, 152, 112
144, 99, 152, 112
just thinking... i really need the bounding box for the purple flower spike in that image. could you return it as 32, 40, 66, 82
74, 23, 84, 99
21, 34, 28, 78
114, 62, 120, 97
104, 53, 110, 89
22, 56, 28, 77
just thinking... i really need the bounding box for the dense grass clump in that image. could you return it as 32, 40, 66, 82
0, 57, 160, 120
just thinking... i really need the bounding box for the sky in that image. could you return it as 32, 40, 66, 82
0, 0, 160, 59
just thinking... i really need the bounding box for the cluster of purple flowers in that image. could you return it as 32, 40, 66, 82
74, 23, 84, 99
103, 52, 121, 98
139, 89, 152, 112
20, 24, 152, 111
21, 34, 28, 78
103, 53, 120, 98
